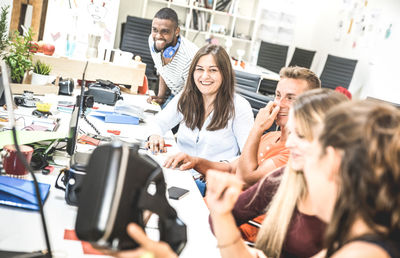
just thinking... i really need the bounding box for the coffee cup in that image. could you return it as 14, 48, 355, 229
1, 145, 33, 177
55, 166, 86, 206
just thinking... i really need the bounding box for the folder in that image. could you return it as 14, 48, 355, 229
90, 111, 140, 125
0, 176, 51, 211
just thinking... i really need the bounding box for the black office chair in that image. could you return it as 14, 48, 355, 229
256, 41, 289, 74
235, 70, 262, 93
258, 78, 278, 96
236, 87, 274, 117
319, 54, 358, 89
288, 47, 316, 69
120, 16, 157, 83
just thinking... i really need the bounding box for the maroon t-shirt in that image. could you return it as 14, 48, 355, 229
233, 167, 327, 258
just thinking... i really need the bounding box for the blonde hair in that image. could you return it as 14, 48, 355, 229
255, 89, 349, 257
279, 66, 321, 90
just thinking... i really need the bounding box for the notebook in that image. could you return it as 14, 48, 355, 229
0, 176, 51, 211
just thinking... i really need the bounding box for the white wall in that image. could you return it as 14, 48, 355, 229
261, 0, 400, 102
116, 0, 400, 103
114, 0, 144, 50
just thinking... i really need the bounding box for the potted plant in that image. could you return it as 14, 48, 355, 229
31, 60, 52, 85
0, 5, 35, 83
3, 29, 34, 83
0, 5, 9, 54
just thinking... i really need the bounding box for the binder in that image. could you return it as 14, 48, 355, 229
90, 111, 140, 125
0, 176, 51, 211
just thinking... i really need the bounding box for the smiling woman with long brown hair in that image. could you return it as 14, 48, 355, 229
146, 44, 254, 171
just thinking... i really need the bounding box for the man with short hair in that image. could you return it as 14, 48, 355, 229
236, 66, 321, 185
147, 7, 198, 108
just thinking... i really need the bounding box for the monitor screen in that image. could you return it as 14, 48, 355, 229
66, 103, 80, 156
66, 61, 89, 156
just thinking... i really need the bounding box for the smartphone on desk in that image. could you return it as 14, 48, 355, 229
168, 186, 189, 200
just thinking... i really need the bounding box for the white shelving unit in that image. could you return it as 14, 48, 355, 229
141, 0, 261, 61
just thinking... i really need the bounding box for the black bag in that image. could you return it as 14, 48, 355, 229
75, 142, 187, 253
86, 79, 123, 105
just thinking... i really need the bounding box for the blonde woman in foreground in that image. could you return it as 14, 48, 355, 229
207, 88, 348, 258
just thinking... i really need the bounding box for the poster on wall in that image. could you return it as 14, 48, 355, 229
43, 0, 120, 59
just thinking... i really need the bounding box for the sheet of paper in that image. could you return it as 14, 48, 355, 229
0, 130, 67, 149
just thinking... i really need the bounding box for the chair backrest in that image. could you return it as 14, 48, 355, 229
235, 70, 262, 92
258, 78, 278, 96
320, 54, 358, 89
288, 47, 316, 69
256, 41, 289, 74
236, 87, 274, 117
120, 16, 157, 81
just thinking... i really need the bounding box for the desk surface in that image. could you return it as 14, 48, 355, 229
234, 65, 280, 81
0, 93, 220, 258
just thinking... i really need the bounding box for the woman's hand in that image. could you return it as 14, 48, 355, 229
206, 170, 243, 216
164, 152, 198, 170
253, 101, 280, 133
112, 223, 177, 258
145, 135, 167, 153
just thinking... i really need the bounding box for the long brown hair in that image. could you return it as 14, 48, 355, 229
320, 101, 400, 256
255, 89, 349, 257
178, 44, 235, 131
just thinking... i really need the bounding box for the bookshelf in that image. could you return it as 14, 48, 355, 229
141, 0, 261, 62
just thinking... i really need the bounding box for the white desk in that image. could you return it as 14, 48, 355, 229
234, 65, 280, 82
0, 93, 220, 258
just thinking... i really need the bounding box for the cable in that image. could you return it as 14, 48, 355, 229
2, 61, 53, 257
82, 113, 100, 135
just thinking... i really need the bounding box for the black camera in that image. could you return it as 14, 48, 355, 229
53, 77, 74, 96
86, 79, 122, 106
14, 91, 40, 107
76, 94, 94, 110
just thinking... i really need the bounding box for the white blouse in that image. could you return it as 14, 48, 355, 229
148, 93, 254, 161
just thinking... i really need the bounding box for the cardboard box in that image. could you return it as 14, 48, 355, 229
32, 55, 146, 94
10, 83, 59, 95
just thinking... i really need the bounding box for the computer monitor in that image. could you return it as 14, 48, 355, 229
66, 102, 80, 156
66, 62, 89, 156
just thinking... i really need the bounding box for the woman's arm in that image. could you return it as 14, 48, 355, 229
164, 152, 234, 175
206, 171, 259, 258
146, 94, 183, 152
232, 168, 283, 225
